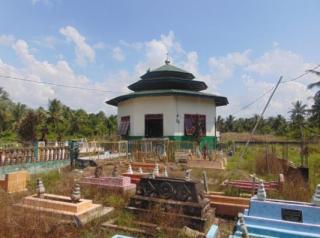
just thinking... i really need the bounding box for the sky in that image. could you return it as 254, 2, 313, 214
0, 0, 320, 118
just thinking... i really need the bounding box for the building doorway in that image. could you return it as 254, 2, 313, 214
145, 114, 163, 138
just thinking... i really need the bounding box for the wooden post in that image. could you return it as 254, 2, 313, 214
203, 171, 209, 193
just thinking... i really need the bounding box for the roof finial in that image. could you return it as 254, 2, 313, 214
165, 52, 170, 65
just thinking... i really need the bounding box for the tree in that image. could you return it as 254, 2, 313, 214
0, 87, 9, 101
106, 115, 117, 137
289, 100, 307, 140
0, 88, 12, 133
36, 107, 49, 143
47, 99, 63, 141
307, 69, 320, 96
271, 115, 288, 136
309, 93, 320, 129
17, 111, 39, 143
11, 103, 27, 130
216, 115, 225, 132
225, 115, 235, 131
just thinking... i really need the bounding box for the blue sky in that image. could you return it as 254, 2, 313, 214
0, 0, 319, 117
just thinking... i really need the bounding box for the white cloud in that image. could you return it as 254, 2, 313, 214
112, 47, 125, 62
134, 31, 185, 75
245, 47, 308, 78
208, 50, 251, 81
0, 38, 124, 114
0, 35, 15, 46
34, 36, 58, 49
1, 30, 318, 120
218, 48, 318, 118
59, 26, 95, 65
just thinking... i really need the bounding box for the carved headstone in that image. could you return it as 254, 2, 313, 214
257, 180, 267, 201
36, 178, 45, 198
138, 167, 143, 174
163, 167, 168, 177
112, 165, 118, 177
312, 184, 320, 206
238, 213, 249, 238
71, 183, 81, 203
128, 176, 213, 232
185, 169, 192, 181
153, 163, 160, 176
127, 164, 133, 174
94, 166, 103, 178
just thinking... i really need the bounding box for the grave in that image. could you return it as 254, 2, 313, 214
222, 173, 284, 192
81, 165, 136, 194
205, 193, 250, 217
15, 179, 113, 226
230, 182, 320, 238
0, 170, 28, 193
126, 175, 214, 232
122, 164, 152, 184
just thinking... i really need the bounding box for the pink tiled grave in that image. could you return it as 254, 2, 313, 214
81, 176, 136, 193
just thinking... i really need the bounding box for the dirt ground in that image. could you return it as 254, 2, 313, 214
0, 161, 238, 238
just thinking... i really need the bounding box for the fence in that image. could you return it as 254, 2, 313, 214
129, 138, 198, 162
77, 140, 129, 160
0, 145, 69, 166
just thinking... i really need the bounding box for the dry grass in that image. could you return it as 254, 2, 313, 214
221, 132, 286, 143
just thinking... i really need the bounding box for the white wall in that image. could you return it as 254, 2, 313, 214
117, 95, 216, 137
175, 96, 216, 136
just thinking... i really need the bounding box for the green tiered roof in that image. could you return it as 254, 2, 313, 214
106, 60, 228, 106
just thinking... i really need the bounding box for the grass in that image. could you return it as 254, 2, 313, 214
0, 137, 318, 237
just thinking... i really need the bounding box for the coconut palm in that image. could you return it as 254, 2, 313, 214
0, 87, 9, 101
47, 99, 63, 141
307, 70, 320, 90
11, 103, 27, 130
289, 101, 307, 125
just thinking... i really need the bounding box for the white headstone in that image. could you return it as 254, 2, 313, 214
185, 169, 192, 181
238, 213, 249, 238
36, 178, 45, 198
127, 164, 133, 174
153, 163, 160, 176
257, 179, 267, 201
163, 167, 168, 177
312, 184, 320, 206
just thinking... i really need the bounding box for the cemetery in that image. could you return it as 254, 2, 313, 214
0, 62, 319, 238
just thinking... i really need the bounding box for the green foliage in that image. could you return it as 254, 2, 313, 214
28, 170, 62, 193
17, 111, 39, 142
104, 194, 126, 209
115, 211, 134, 227
0, 87, 117, 142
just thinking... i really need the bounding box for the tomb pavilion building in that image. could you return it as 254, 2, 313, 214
106, 60, 228, 149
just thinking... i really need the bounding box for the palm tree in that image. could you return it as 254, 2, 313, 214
289, 101, 308, 166
107, 115, 117, 137
289, 101, 307, 126
307, 70, 320, 93
47, 99, 63, 141
11, 103, 27, 130
309, 93, 320, 129
216, 115, 225, 132
0, 87, 9, 101
36, 107, 49, 143
225, 115, 235, 132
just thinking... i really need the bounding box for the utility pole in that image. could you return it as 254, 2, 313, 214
239, 76, 283, 165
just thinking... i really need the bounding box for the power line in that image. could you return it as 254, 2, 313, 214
0, 74, 125, 94
282, 64, 320, 83
233, 64, 320, 116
